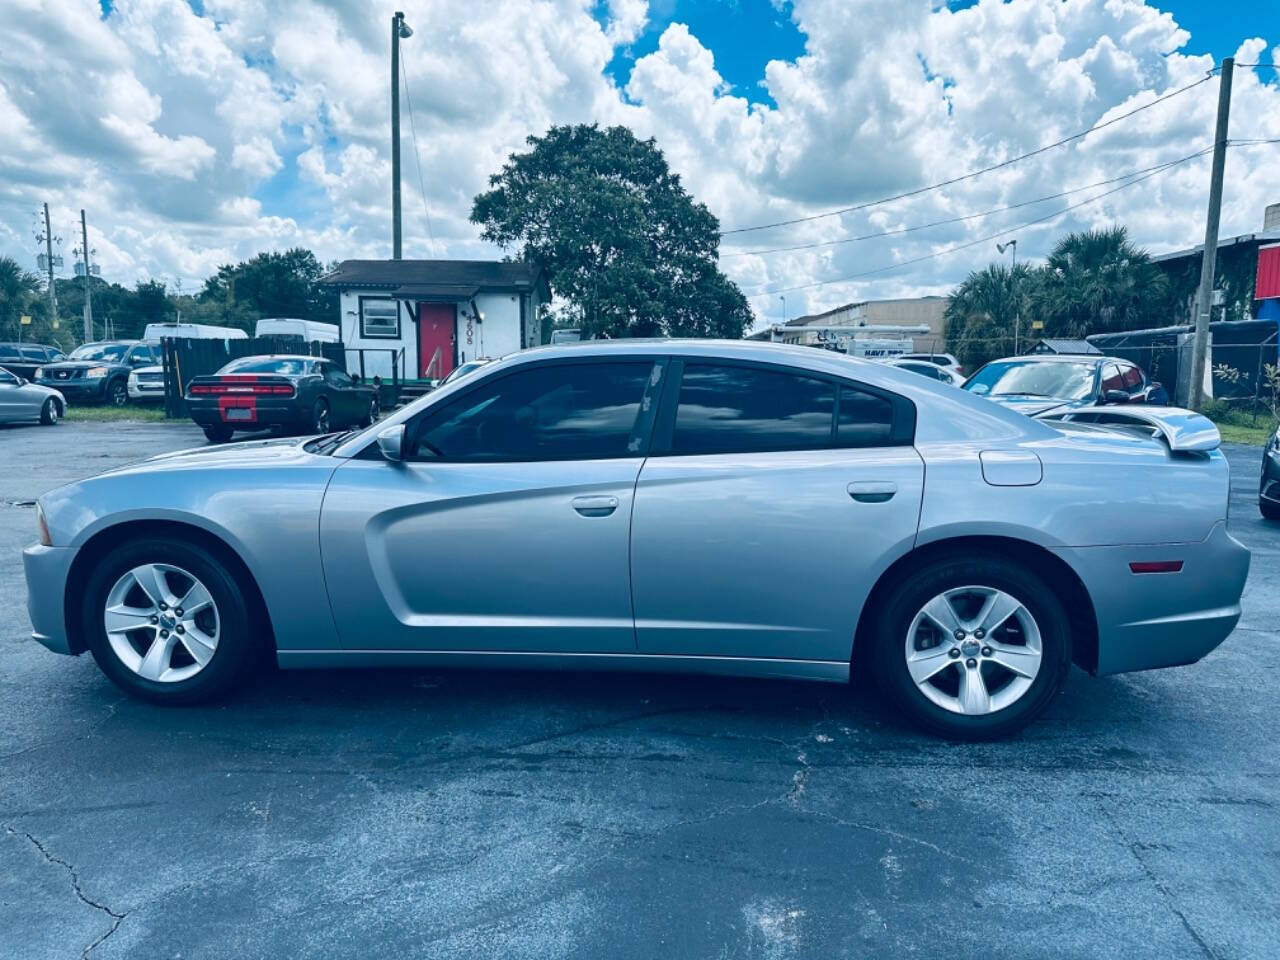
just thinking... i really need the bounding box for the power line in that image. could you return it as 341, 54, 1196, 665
720, 73, 1214, 237
399, 52, 436, 249
740, 152, 1199, 298
722, 149, 1212, 259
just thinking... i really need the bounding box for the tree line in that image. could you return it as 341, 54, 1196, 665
0, 249, 337, 349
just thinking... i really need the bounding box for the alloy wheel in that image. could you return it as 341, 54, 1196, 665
313, 402, 330, 433
104, 563, 220, 683
903, 585, 1042, 716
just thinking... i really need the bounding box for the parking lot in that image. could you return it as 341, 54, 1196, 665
1, 419, 1277, 960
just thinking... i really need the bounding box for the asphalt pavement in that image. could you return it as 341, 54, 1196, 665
1, 419, 1277, 959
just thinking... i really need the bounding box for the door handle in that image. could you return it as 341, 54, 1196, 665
847, 481, 897, 504
572, 495, 619, 517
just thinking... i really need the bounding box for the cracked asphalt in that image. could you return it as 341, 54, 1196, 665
2, 420, 1278, 959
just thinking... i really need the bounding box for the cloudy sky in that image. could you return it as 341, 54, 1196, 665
1, 0, 1277, 328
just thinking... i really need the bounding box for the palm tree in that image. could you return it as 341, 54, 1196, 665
944, 262, 1036, 371
0, 256, 44, 340
1036, 226, 1169, 337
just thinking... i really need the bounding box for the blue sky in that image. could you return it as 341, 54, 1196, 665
602, 0, 1275, 106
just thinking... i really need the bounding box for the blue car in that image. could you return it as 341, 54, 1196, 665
962, 354, 1168, 416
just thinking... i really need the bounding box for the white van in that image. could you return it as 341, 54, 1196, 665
143, 322, 248, 341
255, 318, 340, 343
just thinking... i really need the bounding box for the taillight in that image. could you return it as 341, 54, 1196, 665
189, 382, 295, 396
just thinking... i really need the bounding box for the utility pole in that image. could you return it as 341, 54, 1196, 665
390, 11, 413, 259
80, 209, 93, 343
38, 203, 60, 321
998, 239, 1019, 353
1189, 57, 1234, 410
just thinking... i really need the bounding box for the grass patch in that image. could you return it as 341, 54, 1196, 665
1201, 400, 1276, 446
64, 404, 170, 424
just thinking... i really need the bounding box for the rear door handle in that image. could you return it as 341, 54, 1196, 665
572, 495, 619, 517
847, 481, 897, 504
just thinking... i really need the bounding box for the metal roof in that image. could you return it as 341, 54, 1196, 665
320, 259, 545, 294
1028, 338, 1101, 355
1152, 230, 1280, 263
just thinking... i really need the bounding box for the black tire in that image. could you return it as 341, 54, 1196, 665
869, 553, 1072, 741
106, 379, 127, 407
83, 537, 259, 705
311, 398, 331, 434
1261, 498, 1280, 522
203, 425, 234, 443
360, 396, 379, 428
40, 397, 59, 425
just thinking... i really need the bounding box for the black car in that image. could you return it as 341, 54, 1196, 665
34, 340, 161, 406
962, 354, 1168, 416
1262, 425, 1280, 522
185, 354, 378, 443
0, 342, 66, 380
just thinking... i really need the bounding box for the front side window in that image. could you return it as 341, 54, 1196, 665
324, 365, 354, 386
1099, 364, 1125, 395
413, 361, 656, 462
1119, 364, 1144, 394
360, 298, 399, 339
668, 363, 896, 455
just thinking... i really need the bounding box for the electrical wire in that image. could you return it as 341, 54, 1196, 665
722, 149, 1212, 259
400, 53, 436, 249
720, 73, 1214, 237
740, 152, 1201, 298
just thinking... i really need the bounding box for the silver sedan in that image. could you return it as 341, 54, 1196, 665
0, 366, 65, 424
23, 341, 1250, 739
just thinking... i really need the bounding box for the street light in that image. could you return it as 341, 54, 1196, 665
997, 239, 1019, 353
391, 11, 413, 259
779, 294, 787, 324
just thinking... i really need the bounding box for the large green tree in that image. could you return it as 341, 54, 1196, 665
470, 124, 752, 339
199, 248, 336, 330
943, 262, 1037, 371
0, 256, 47, 342
1035, 226, 1170, 337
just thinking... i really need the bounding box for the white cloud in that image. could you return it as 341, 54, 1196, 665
0, 0, 1276, 332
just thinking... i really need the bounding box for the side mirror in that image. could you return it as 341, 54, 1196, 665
1102, 390, 1129, 405
376, 424, 405, 462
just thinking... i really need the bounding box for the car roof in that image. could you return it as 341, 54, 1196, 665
979, 354, 1135, 367
228, 354, 325, 363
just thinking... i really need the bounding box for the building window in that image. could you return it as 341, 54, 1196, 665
360, 298, 400, 339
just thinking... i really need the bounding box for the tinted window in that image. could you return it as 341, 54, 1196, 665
671, 364, 835, 455
414, 362, 655, 462
897, 361, 943, 380
0, 345, 17, 361
20, 346, 45, 361
220, 357, 314, 375
324, 366, 354, 386
837, 387, 894, 446
1100, 364, 1125, 394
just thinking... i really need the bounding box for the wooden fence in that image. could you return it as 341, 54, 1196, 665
161, 337, 347, 418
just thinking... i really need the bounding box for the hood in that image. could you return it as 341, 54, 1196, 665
92, 435, 325, 479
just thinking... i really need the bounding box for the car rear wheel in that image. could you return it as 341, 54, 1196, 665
360, 396, 378, 427
83, 538, 258, 704
203, 425, 233, 443
107, 379, 127, 407
311, 398, 330, 434
40, 398, 59, 425
870, 554, 1071, 741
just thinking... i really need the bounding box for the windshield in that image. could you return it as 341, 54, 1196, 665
442, 361, 487, 384
964, 360, 1097, 400
70, 343, 130, 362
219, 357, 313, 375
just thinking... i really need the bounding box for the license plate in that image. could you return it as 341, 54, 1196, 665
225, 408, 253, 421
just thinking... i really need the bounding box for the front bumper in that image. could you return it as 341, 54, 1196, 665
23, 543, 78, 656
42, 377, 106, 400
128, 381, 165, 401
1054, 521, 1251, 675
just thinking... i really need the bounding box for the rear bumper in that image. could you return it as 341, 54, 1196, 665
187, 398, 305, 429
23, 543, 77, 656
1054, 521, 1250, 675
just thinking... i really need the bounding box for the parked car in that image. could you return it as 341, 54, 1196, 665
24, 341, 1249, 740
898, 352, 963, 377
886, 357, 962, 385
1262, 424, 1280, 522
0, 366, 65, 425
0, 342, 67, 381
184, 354, 378, 443
254, 318, 340, 343
962, 354, 1167, 415
143, 322, 247, 341
127, 365, 166, 403
33, 341, 161, 406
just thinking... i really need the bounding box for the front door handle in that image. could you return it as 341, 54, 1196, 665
847, 481, 897, 504
572, 495, 619, 517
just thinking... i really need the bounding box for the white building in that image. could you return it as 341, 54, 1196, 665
321, 260, 550, 381
750, 296, 951, 354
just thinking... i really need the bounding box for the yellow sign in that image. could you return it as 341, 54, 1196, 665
52, 318, 59, 329
20, 314, 31, 325
1031, 319, 1044, 331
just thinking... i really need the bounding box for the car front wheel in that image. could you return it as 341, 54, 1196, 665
311, 398, 330, 434
203, 425, 233, 443
107, 379, 127, 406
40, 398, 59, 425
870, 554, 1071, 740
83, 537, 259, 704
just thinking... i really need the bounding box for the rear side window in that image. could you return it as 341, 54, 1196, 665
413, 361, 657, 462
669, 363, 896, 455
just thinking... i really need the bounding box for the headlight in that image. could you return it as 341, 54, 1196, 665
85, 366, 108, 378
34, 367, 44, 379
36, 502, 51, 546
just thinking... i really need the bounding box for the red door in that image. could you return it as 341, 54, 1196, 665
417, 303, 454, 379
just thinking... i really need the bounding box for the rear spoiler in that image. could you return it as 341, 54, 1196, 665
1035, 405, 1221, 452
